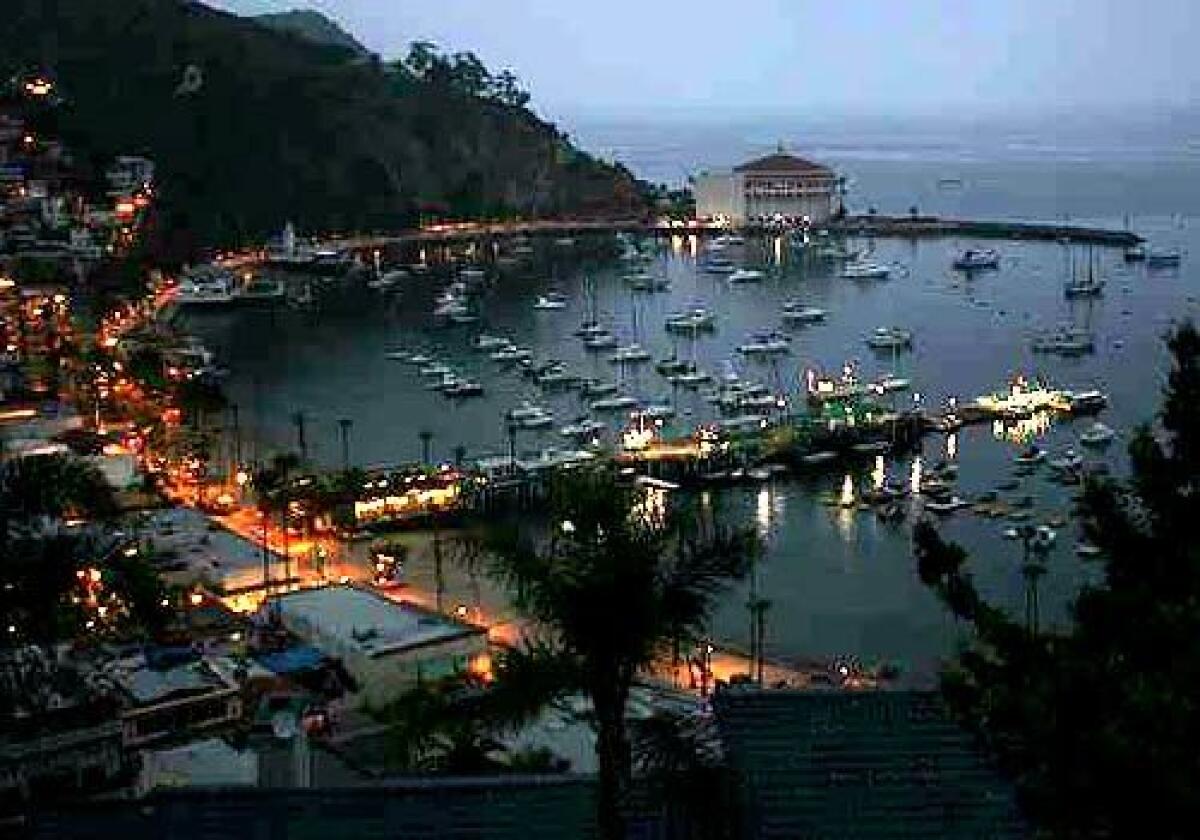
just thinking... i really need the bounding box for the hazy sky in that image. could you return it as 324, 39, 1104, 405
208, 1, 1198, 118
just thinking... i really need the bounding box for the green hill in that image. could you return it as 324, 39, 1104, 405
254, 9, 371, 57
1, 0, 644, 250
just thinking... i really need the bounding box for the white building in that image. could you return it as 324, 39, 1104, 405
273, 585, 488, 706
694, 150, 840, 226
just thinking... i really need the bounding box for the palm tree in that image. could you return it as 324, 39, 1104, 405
484, 469, 757, 839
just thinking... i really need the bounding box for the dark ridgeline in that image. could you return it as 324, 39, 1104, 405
0, 0, 645, 256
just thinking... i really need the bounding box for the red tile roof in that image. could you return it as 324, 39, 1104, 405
735, 153, 832, 175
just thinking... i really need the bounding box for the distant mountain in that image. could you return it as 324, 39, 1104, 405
253, 9, 370, 57
0, 0, 644, 253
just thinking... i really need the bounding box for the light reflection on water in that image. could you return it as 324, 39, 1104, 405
993, 410, 1055, 444
756, 487, 771, 536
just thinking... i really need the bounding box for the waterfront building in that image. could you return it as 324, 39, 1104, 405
272, 585, 489, 706
116, 656, 244, 747
694, 148, 840, 226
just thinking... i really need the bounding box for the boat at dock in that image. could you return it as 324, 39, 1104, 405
702, 256, 736, 274
444, 380, 484, 398
953, 248, 1000, 270
509, 401, 554, 428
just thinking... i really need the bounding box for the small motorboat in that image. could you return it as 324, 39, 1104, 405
781, 301, 828, 325
471, 334, 509, 351
737, 331, 791, 355
1064, 277, 1105, 298
924, 496, 970, 515
533, 293, 567, 310
444, 380, 484, 398
590, 395, 640, 412
1146, 249, 1182, 267
865, 327, 913, 350
1048, 449, 1084, 472
1079, 422, 1115, 447
1013, 446, 1046, 466
581, 379, 619, 397
560, 418, 607, 439
608, 344, 652, 364
664, 308, 716, 332
953, 248, 1001, 271
583, 332, 618, 350
728, 268, 766, 284
877, 376, 911, 393
1123, 245, 1146, 262
841, 260, 891, 280
668, 368, 713, 387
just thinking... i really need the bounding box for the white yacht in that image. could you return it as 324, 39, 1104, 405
877, 376, 912, 393
780, 301, 827, 324
533, 293, 567, 310
841, 261, 891, 280
560, 418, 607, 439
1079, 422, 1115, 447
953, 249, 1000, 270
665, 308, 716, 333
472, 334, 509, 351
865, 327, 913, 350
727, 268, 765, 284
641, 403, 676, 421
590, 394, 640, 412
737, 332, 790, 355
668, 368, 713, 387
583, 332, 618, 350
581, 380, 619, 397
509, 401, 554, 427
608, 344, 652, 364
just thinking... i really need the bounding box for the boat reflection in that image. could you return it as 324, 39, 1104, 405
946, 432, 958, 460
910, 457, 923, 495
872, 456, 885, 490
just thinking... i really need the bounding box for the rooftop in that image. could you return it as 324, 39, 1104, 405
734, 152, 832, 175
714, 689, 1027, 839
274, 585, 482, 659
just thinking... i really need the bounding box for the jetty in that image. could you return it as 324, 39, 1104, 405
825, 214, 1142, 246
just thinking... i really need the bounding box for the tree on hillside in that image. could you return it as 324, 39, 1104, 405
482, 470, 757, 839
915, 321, 1200, 837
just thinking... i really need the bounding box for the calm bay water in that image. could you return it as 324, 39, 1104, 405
182, 114, 1200, 678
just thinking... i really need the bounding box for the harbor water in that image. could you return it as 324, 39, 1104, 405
181, 115, 1200, 678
